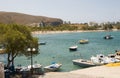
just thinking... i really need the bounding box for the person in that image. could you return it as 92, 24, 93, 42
115, 50, 118, 52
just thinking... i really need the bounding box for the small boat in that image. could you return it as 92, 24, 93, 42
21, 64, 44, 75
44, 63, 62, 72
27, 64, 42, 69
79, 39, 89, 44
72, 54, 120, 67
114, 50, 120, 60
0, 45, 6, 54
38, 42, 46, 45
69, 45, 78, 51
103, 50, 120, 60
72, 59, 96, 67
104, 35, 113, 39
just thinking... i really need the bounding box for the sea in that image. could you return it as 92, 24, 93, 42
1, 31, 120, 72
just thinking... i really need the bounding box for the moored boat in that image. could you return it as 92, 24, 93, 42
72, 54, 120, 67
27, 64, 42, 69
104, 35, 113, 39
44, 63, 62, 72
69, 45, 78, 51
114, 51, 120, 60
72, 59, 96, 67
20, 64, 44, 75
79, 39, 89, 44
38, 42, 46, 45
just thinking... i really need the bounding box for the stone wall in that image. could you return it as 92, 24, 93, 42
0, 62, 4, 78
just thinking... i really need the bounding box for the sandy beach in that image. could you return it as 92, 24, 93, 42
38, 65, 120, 78
32, 30, 106, 35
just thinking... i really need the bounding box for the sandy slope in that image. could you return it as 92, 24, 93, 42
38, 66, 120, 78
70, 66, 120, 78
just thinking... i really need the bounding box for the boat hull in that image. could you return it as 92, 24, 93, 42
38, 42, 46, 45
44, 63, 62, 72
80, 42, 89, 44
69, 46, 78, 51
79, 39, 89, 44
72, 59, 96, 68
69, 48, 77, 51
104, 35, 113, 39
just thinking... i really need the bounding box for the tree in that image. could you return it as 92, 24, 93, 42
0, 24, 39, 67
103, 24, 113, 30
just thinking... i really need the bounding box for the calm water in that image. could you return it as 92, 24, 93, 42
1, 31, 120, 72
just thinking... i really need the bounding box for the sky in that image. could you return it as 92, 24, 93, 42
0, 0, 120, 23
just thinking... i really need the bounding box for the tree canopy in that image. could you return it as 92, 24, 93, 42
0, 24, 39, 67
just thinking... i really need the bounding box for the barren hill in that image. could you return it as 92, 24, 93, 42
0, 11, 63, 26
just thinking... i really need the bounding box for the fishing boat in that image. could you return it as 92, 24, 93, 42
19, 64, 44, 75
38, 42, 46, 45
79, 39, 89, 44
27, 64, 42, 69
114, 50, 120, 60
90, 54, 120, 64
44, 63, 62, 72
69, 45, 78, 51
104, 35, 113, 39
72, 59, 96, 67
72, 54, 120, 67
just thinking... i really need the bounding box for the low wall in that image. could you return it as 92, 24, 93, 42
0, 62, 4, 78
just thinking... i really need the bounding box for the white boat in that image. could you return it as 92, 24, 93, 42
44, 63, 62, 72
114, 51, 120, 60
104, 35, 113, 39
38, 42, 46, 45
72, 59, 96, 67
27, 64, 42, 69
79, 39, 89, 44
90, 54, 117, 65
72, 54, 120, 67
69, 45, 78, 51
20, 64, 44, 75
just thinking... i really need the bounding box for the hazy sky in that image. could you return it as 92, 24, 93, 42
0, 0, 120, 23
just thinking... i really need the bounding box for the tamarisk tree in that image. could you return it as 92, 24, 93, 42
0, 24, 39, 67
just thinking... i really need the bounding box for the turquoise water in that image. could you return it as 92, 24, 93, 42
1, 31, 120, 72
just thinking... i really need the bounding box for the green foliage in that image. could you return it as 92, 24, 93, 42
102, 24, 113, 30
30, 24, 78, 31
0, 24, 38, 67
80, 25, 98, 30
28, 21, 120, 32
114, 23, 120, 29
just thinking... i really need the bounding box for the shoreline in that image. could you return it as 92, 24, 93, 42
32, 30, 106, 35
32, 29, 120, 35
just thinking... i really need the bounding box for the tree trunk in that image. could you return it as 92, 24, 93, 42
7, 53, 11, 68
7, 51, 17, 68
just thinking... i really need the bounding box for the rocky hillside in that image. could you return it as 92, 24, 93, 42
0, 11, 63, 26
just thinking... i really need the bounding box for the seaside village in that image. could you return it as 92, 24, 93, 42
0, 33, 120, 78
0, 24, 120, 78
0, 25, 120, 78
